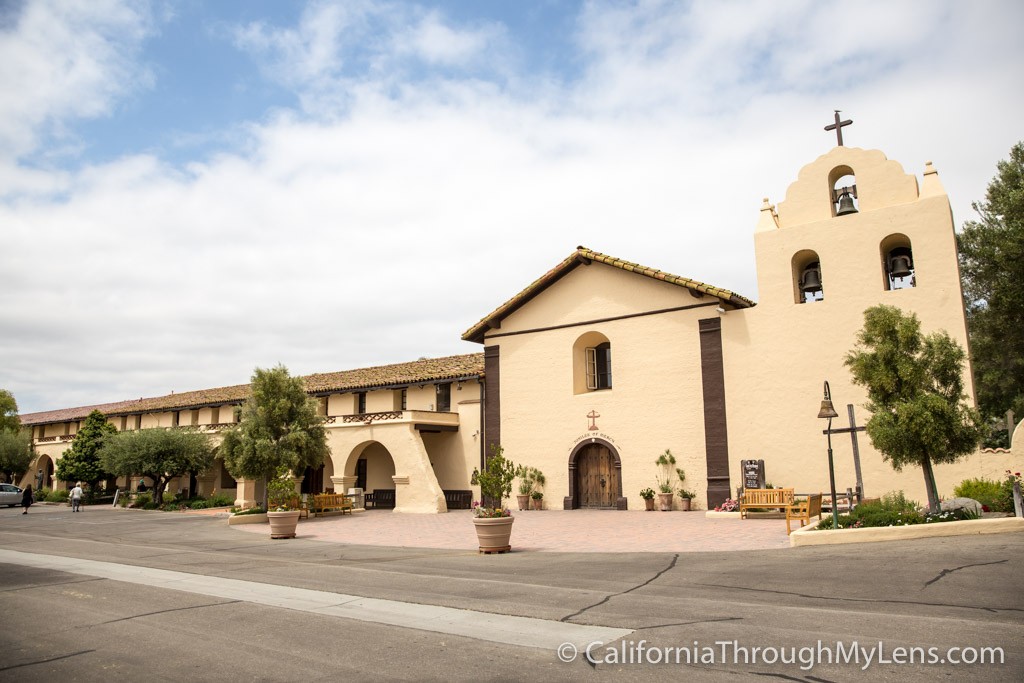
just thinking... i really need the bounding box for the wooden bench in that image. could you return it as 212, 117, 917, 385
739, 488, 794, 518
786, 493, 823, 534
310, 493, 352, 516
365, 489, 396, 509
443, 490, 473, 510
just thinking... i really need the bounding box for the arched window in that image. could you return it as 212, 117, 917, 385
829, 165, 859, 216
573, 332, 612, 394
792, 250, 823, 303
881, 234, 916, 290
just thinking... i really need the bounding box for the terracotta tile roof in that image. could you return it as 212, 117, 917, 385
19, 354, 484, 426
303, 353, 484, 394
462, 246, 755, 343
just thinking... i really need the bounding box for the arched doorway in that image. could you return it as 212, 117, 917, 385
34, 454, 54, 490
346, 441, 396, 507
567, 439, 625, 509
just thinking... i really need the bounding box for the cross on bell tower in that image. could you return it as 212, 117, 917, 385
824, 110, 853, 146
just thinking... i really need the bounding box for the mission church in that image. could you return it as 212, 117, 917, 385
19, 119, 1023, 511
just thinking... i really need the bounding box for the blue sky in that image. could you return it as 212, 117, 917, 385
2, 0, 1023, 414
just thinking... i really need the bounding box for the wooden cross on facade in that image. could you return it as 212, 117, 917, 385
824, 110, 853, 146
822, 403, 866, 496
587, 410, 600, 431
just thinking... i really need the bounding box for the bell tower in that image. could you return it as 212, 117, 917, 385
724, 115, 974, 500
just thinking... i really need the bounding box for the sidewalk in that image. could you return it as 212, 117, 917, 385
229, 509, 792, 552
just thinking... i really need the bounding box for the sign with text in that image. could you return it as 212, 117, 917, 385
741, 459, 765, 490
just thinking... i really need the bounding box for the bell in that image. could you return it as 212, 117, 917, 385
836, 191, 858, 216
800, 264, 822, 292
817, 398, 839, 420
888, 248, 913, 279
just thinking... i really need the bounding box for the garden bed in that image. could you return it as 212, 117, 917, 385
228, 512, 268, 525
790, 516, 1024, 547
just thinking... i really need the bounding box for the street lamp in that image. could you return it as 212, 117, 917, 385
818, 381, 840, 531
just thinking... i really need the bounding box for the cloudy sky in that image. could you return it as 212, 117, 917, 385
2, 0, 1022, 415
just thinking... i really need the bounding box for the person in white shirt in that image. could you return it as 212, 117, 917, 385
70, 483, 84, 512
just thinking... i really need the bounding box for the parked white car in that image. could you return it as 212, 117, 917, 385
0, 483, 24, 507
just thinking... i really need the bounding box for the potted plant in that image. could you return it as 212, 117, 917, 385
640, 487, 656, 511
515, 466, 546, 510
678, 486, 696, 512
655, 450, 678, 511
266, 471, 301, 539
531, 490, 544, 510
472, 444, 518, 553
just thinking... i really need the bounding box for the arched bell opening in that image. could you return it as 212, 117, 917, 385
792, 250, 824, 304
881, 234, 916, 290
828, 166, 858, 217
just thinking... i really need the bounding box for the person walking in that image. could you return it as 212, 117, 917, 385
21, 485, 33, 514
70, 483, 84, 512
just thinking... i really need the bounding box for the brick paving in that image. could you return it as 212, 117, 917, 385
231, 508, 792, 552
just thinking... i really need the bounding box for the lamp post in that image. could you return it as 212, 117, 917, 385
818, 381, 840, 531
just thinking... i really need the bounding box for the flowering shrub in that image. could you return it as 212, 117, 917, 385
714, 498, 739, 512
473, 501, 511, 518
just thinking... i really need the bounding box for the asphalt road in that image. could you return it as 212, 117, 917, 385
0, 505, 1021, 682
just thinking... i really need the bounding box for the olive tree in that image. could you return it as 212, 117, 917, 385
845, 305, 984, 513
0, 389, 20, 434
98, 428, 215, 505
0, 430, 32, 483
220, 365, 329, 510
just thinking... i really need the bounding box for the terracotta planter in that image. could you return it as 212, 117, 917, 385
532, 497, 543, 510
657, 492, 674, 511
267, 510, 300, 539
644, 497, 655, 511
517, 495, 530, 511
473, 516, 514, 552
679, 498, 692, 511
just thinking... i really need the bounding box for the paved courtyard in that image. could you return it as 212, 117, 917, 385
229, 508, 792, 552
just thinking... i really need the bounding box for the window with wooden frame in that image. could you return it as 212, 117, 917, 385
436, 383, 451, 412
585, 342, 613, 390
356, 392, 367, 414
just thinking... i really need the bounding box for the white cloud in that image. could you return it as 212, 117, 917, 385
2, 0, 1023, 413
0, 0, 154, 164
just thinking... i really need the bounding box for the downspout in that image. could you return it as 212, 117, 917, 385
479, 377, 486, 471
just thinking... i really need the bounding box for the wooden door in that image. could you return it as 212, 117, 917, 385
577, 444, 617, 508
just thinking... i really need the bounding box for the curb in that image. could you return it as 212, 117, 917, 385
228, 513, 268, 525
790, 516, 1024, 547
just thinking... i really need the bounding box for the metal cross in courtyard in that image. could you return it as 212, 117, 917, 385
587, 410, 600, 431
824, 110, 853, 146
821, 403, 866, 496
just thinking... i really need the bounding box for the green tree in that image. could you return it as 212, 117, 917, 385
845, 305, 984, 513
0, 389, 20, 434
56, 410, 117, 489
98, 428, 215, 505
958, 141, 1024, 440
220, 365, 329, 510
0, 430, 32, 483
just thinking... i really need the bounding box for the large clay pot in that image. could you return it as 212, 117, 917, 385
532, 497, 543, 510
657, 492, 674, 511
679, 498, 692, 511
517, 494, 530, 511
644, 497, 655, 511
473, 516, 514, 552
268, 510, 301, 539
